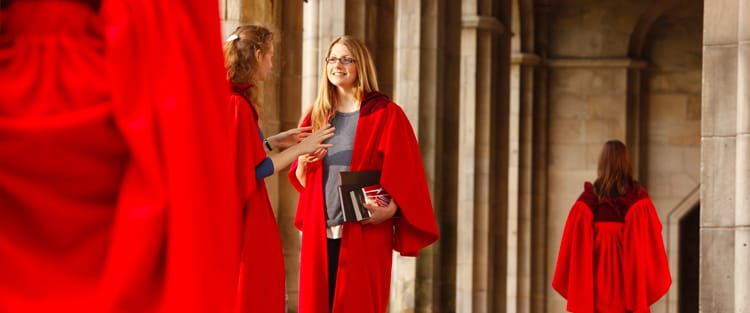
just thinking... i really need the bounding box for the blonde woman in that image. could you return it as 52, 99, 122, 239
288, 35, 439, 313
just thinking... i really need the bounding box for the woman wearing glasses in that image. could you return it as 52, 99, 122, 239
288, 35, 439, 313
223, 25, 334, 312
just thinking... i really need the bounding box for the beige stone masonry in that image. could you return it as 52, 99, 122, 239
508, 47, 540, 313
456, 2, 504, 312
702, 0, 750, 311
390, 1, 421, 312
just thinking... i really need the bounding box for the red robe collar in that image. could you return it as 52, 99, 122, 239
577, 182, 648, 222
229, 82, 258, 121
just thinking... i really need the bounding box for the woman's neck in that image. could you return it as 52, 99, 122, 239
334, 89, 359, 113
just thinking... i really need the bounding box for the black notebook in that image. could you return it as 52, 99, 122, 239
338, 170, 392, 222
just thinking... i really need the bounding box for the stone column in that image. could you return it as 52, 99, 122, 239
390, 1, 421, 312
456, 1, 503, 312
739, 1, 750, 305
278, 2, 305, 312
508, 51, 540, 313
302, 1, 320, 109
220, 0, 241, 38
508, 8, 539, 312
391, 2, 445, 312
700, 0, 750, 311
530, 6, 551, 313
302, 0, 346, 109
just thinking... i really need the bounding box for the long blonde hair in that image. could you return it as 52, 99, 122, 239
310, 35, 379, 130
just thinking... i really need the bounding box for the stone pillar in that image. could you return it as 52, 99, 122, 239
456, 1, 504, 312
390, 1, 421, 312
302, 1, 321, 109
415, 2, 444, 312
544, 57, 646, 312
277, 2, 305, 312
508, 51, 540, 313
739, 0, 750, 304
700, 0, 750, 311
302, 0, 347, 110
508, 7, 539, 312
392, 2, 446, 312
220, 0, 241, 38
530, 6, 551, 313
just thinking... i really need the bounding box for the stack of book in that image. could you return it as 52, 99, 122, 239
337, 170, 391, 222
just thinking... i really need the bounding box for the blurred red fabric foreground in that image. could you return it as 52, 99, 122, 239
0, 1, 239, 312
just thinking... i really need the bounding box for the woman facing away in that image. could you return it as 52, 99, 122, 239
223, 25, 334, 312
552, 140, 672, 313
288, 35, 439, 313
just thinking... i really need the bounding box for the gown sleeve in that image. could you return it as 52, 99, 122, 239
622, 198, 672, 311
287, 114, 310, 189
378, 104, 439, 256
552, 201, 595, 313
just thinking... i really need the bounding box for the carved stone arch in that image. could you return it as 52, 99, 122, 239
627, 0, 680, 58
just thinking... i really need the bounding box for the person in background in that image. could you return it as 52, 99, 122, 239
1, 0, 240, 312
552, 139, 671, 313
288, 35, 439, 313
223, 24, 334, 313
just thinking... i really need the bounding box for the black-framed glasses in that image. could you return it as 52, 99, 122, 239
325, 56, 356, 64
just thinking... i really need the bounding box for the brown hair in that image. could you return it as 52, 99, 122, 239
309, 35, 379, 130
223, 25, 274, 86
593, 140, 638, 200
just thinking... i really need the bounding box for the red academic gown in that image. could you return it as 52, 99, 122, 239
229, 84, 286, 313
288, 92, 440, 313
552, 182, 671, 313
0, 1, 239, 312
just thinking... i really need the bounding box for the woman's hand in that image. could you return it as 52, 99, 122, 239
295, 148, 328, 187
361, 199, 398, 225
269, 125, 333, 178
296, 125, 334, 155
267, 126, 313, 151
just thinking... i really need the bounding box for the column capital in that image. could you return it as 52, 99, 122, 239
511, 52, 542, 66
462, 15, 505, 34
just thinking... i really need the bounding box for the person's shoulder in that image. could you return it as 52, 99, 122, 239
576, 182, 598, 207
636, 184, 649, 198
362, 92, 403, 117
229, 92, 250, 103
362, 92, 391, 109
620, 183, 650, 209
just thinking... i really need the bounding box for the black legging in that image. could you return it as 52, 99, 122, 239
327, 238, 341, 313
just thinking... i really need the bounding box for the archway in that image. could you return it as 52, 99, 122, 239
665, 186, 699, 313
678, 203, 699, 313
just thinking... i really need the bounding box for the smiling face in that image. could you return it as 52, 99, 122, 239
253, 42, 274, 82
326, 43, 358, 92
